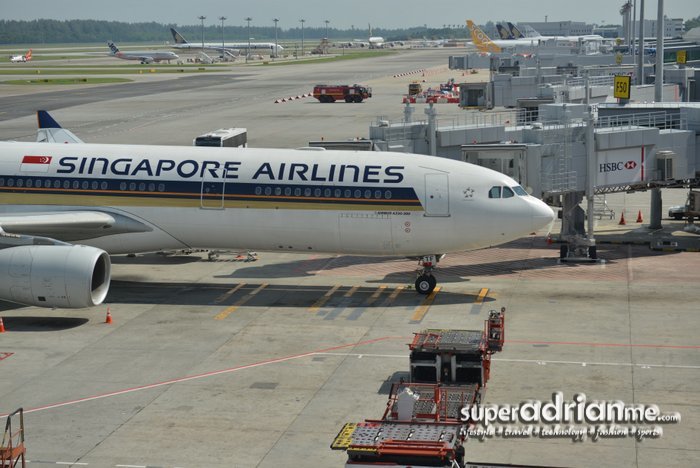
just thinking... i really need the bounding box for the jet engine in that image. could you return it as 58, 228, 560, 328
0, 245, 111, 308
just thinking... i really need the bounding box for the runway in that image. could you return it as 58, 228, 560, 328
0, 74, 249, 121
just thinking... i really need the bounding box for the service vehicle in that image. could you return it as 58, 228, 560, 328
313, 84, 372, 103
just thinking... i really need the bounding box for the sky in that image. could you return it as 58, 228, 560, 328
0, 0, 697, 30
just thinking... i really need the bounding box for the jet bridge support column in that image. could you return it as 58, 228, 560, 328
649, 188, 663, 230
424, 103, 437, 156
404, 101, 414, 123
585, 107, 596, 255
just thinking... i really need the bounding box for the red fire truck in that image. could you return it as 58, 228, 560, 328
312, 84, 372, 103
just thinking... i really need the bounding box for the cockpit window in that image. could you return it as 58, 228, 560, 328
513, 185, 528, 196
488, 186, 501, 198
502, 186, 515, 198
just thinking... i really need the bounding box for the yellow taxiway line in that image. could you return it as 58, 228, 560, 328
215, 283, 268, 319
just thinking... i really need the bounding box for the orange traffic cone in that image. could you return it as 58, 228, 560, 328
636, 210, 643, 223
619, 211, 626, 225
0, 317, 5, 333
105, 308, 113, 324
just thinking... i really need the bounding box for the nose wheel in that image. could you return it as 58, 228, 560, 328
415, 255, 440, 295
415, 274, 437, 294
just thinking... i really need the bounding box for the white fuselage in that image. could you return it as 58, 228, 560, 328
111, 51, 179, 63
0, 142, 553, 256
174, 42, 284, 55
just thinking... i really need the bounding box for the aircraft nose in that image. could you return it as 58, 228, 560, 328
531, 199, 555, 233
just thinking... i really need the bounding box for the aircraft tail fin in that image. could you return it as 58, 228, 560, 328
507, 22, 524, 39
36, 110, 84, 144
107, 41, 119, 54
496, 24, 513, 40
518, 23, 540, 38
467, 20, 502, 54
25, 49, 32, 61
37, 110, 61, 129
170, 28, 189, 44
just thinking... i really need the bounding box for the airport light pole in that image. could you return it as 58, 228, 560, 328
245, 17, 252, 63
198, 15, 206, 51
273, 18, 279, 61
637, 0, 644, 85
219, 16, 226, 60
299, 18, 305, 58
324, 19, 330, 39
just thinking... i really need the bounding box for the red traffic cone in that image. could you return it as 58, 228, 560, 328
0, 317, 5, 333
105, 308, 113, 324
636, 210, 643, 223
619, 211, 626, 225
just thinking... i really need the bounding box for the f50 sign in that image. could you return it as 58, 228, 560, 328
614, 75, 631, 100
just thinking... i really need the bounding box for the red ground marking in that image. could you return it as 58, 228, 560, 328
0, 336, 400, 418
507, 339, 700, 349
0, 352, 14, 361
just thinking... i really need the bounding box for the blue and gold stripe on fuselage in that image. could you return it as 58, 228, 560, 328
0, 175, 424, 211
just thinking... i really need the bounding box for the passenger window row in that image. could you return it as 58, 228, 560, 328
0, 177, 166, 193
254, 186, 393, 200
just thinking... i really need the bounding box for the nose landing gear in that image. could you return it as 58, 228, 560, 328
415, 255, 439, 294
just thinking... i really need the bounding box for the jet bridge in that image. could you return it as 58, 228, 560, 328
370, 95, 699, 259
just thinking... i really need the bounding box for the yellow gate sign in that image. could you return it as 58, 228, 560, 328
614, 75, 631, 100
677, 50, 687, 64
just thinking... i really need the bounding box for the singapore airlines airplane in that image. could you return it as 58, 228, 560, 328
469, 20, 603, 54
0, 118, 553, 309
169, 28, 284, 56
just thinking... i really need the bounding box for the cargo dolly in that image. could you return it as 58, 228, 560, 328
331, 309, 506, 467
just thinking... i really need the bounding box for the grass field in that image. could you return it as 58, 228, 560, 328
2, 77, 133, 85
0, 67, 219, 76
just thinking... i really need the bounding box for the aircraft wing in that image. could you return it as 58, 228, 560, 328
0, 211, 152, 243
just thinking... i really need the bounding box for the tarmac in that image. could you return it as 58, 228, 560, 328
0, 47, 698, 468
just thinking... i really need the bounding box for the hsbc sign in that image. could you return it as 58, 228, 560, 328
599, 160, 637, 172
597, 148, 645, 186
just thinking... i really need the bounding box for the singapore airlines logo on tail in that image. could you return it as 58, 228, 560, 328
467, 20, 502, 54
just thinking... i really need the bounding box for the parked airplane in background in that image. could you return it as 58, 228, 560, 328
507, 22, 526, 39
368, 24, 385, 48
169, 28, 284, 56
496, 24, 514, 40
500, 21, 604, 44
107, 42, 179, 64
9, 49, 32, 63
0, 112, 553, 308
468, 20, 603, 53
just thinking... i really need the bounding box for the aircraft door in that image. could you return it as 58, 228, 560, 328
200, 168, 226, 209
424, 173, 450, 216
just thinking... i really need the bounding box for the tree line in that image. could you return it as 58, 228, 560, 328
685, 14, 700, 32
0, 19, 472, 45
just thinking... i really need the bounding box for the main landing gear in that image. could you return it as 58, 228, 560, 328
415, 255, 440, 295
